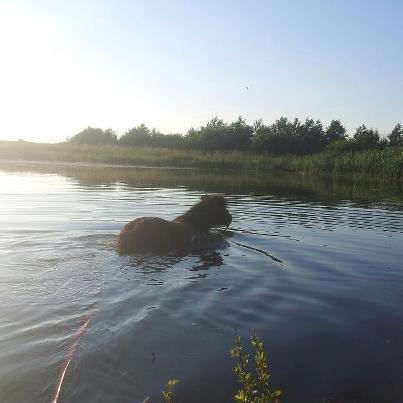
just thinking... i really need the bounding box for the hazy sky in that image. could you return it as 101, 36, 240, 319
0, 0, 402, 142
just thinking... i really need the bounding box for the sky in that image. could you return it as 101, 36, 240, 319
0, 0, 402, 143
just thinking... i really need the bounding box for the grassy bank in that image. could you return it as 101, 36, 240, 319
0, 141, 402, 179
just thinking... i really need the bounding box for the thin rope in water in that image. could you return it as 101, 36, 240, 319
52, 312, 94, 403
228, 239, 283, 264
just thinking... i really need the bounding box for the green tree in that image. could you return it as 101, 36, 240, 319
325, 120, 347, 144
183, 117, 228, 151
184, 127, 203, 149
69, 126, 118, 145
251, 117, 300, 155
119, 124, 152, 147
227, 116, 254, 151
353, 124, 380, 150
202, 117, 228, 150
150, 132, 183, 148
388, 123, 403, 147
251, 119, 271, 152
297, 118, 325, 154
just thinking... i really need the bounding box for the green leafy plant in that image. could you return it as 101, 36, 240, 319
230, 330, 281, 403
162, 379, 179, 403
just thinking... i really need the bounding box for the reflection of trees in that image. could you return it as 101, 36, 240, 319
1, 162, 400, 205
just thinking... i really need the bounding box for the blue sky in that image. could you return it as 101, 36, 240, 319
0, 0, 402, 142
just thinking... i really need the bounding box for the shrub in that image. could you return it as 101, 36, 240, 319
230, 330, 282, 403
162, 379, 179, 403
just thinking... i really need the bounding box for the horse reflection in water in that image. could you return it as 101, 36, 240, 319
120, 231, 231, 281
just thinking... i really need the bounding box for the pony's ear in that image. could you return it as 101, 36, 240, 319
201, 194, 209, 201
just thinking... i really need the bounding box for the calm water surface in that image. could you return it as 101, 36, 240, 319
0, 163, 402, 403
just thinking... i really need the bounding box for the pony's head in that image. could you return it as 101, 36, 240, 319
177, 194, 232, 233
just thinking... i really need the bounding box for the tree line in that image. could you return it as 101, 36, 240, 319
68, 117, 403, 156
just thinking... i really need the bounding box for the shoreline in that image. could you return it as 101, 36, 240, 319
0, 159, 199, 171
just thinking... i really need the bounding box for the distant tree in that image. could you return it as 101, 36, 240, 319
252, 119, 266, 134
119, 124, 152, 147
251, 119, 270, 151
202, 117, 228, 150
119, 125, 183, 148
104, 128, 118, 141
184, 127, 203, 149
252, 117, 300, 155
183, 117, 229, 151
297, 118, 325, 154
67, 118, 398, 154
388, 123, 403, 147
353, 124, 380, 150
325, 120, 347, 144
69, 126, 118, 145
226, 116, 254, 151
251, 124, 270, 153
149, 130, 184, 148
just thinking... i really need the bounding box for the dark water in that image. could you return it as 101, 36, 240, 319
1, 162, 402, 403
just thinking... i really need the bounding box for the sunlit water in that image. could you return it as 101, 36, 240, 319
0, 164, 402, 403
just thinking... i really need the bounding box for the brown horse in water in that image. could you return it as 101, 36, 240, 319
117, 194, 232, 254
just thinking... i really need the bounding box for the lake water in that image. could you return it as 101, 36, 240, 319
0, 162, 402, 403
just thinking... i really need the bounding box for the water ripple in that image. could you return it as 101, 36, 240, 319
0, 168, 402, 402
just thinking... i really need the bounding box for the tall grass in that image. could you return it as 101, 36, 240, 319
0, 141, 401, 180
295, 147, 403, 179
